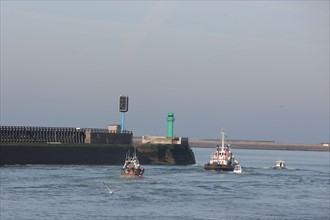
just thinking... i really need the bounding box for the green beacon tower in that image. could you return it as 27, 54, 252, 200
167, 112, 175, 139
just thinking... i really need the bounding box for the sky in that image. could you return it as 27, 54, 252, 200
1, 1, 329, 144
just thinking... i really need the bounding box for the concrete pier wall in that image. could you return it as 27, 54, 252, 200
85, 129, 132, 144
0, 143, 195, 165
136, 143, 196, 165
0, 143, 134, 165
0, 126, 132, 144
0, 126, 195, 165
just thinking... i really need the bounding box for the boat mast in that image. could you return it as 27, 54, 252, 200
221, 131, 225, 152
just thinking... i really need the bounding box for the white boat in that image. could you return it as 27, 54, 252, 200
233, 164, 242, 173
121, 149, 144, 178
275, 160, 285, 169
204, 131, 239, 171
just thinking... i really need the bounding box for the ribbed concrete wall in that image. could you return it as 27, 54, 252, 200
0, 126, 132, 144
1, 126, 85, 143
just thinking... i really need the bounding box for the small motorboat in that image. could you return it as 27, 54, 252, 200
121, 149, 144, 178
233, 164, 242, 173
275, 160, 285, 169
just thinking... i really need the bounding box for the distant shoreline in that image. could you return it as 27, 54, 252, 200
133, 137, 329, 152
189, 140, 329, 152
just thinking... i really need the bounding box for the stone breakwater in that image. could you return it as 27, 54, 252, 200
0, 126, 196, 166
0, 143, 195, 166
189, 140, 329, 151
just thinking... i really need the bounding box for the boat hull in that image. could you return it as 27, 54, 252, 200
204, 163, 235, 171
120, 173, 143, 178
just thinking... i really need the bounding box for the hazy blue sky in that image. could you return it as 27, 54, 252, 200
1, 1, 329, 143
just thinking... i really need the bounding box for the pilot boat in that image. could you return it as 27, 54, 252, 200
204, 131, 239, 171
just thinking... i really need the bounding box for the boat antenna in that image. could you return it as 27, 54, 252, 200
221, 130, 225, 152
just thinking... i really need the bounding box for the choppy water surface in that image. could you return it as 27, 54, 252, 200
1, 148, 329, 220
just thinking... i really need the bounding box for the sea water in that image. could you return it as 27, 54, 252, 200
1, 148, 329, 220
